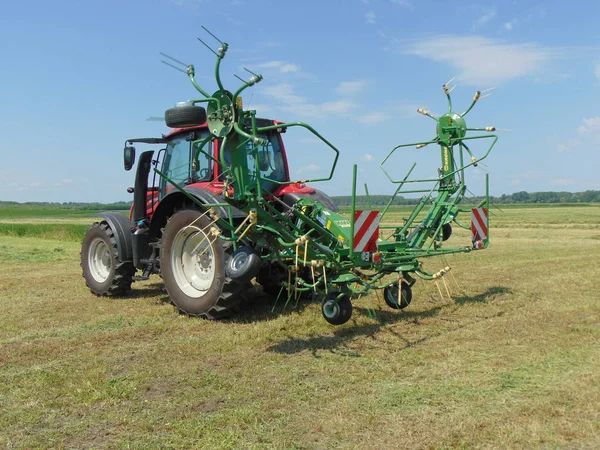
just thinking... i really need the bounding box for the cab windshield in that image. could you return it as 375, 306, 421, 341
222, 133, 286, 193
161, 132, 212, 193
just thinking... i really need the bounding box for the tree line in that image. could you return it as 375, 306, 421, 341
2, 190, 600, 210
330, 190, 600, 206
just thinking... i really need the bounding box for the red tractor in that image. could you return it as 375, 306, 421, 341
80, 106, 337, 319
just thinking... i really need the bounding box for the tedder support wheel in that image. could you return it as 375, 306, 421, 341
81, 222, 135, 296
225, 246, 261, 283
442, 223, 453, 241
383, 281, 413, 310
160, 209, 242, 319
321, 292, 352, 325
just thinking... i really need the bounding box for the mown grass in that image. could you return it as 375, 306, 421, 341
0, 206, 599, 449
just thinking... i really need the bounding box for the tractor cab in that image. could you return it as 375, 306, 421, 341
123, 118, 328, 224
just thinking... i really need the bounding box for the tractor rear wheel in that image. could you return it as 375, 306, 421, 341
160, 209, 241, 319
81, 222, 135, 296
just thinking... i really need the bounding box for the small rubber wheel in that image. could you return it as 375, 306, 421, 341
165, 105, 207, 128
442, 223, 453, 241
321, 292, 352, 325
383, 282, 412, 310
225, 246, 261, 283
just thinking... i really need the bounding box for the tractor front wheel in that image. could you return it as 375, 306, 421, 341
81, 222, 135, 296
160, 209, 240, 319
321, 292, 352, 325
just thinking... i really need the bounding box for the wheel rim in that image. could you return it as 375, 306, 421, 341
323, 300, 340, 319
88, 237, 113, 283
171, 225, 215, 298
232, 253, 248, 270
386, 284, 399, 306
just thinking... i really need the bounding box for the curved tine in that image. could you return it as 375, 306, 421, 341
462, 91, 480, 116
443, 77, 455, 112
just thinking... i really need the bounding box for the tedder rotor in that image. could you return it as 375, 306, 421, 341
81, 30, 499, 325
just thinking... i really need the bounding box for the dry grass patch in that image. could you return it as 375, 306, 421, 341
0, 207, 599, 448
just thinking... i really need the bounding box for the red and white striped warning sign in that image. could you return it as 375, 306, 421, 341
471, 207, 488, 243
353, 210, 380, 252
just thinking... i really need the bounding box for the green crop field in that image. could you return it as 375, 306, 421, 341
0, 206, 598, 449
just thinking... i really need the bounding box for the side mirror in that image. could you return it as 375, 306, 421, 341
124, 146, 136, 171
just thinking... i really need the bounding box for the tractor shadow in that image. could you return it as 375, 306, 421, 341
114, 283, 167, 300
453, 286, 512, 305
223, 285, 315, 323
266, 285, 512, 356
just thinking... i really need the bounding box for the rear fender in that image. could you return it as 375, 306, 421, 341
149, 187, 246, 239
95, 212, 134, 261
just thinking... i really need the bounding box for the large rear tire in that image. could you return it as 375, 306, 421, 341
160, 209, 241, 319
81, 222, 135, 296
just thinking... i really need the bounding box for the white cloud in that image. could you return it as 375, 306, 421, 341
361, 153, 375, 162
391, 0, 413, 8
504, 19, 518, 31
473, 10, 496, 29
552, 179, 574, 186
297, 164, 321, 174
322, 101, 355, 114
263, 83, 355, 119
55, 179, 73, 186
335, 80, 368, 96
356, 112, 391, 124
255, 61, 300, 74
256, 60, 283, 68
557, 139, 581, 153
400, 35, 557, 85
280, 63, 299, 73
262, 84, 305, 104
502, 5, 547, 33
365, 11, 376, 24
577, 117, 600, 135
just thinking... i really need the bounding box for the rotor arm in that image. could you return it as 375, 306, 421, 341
417, 108, 438, 121
451, 134, 498, 168
233, 122, 265, 145
462, 91, 481, 116
233, 68, 263, 100
186, 65, 211, 98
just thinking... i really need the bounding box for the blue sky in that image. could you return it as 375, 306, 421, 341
1, 0, 599, 202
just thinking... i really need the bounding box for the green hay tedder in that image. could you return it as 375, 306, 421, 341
81, 29, 499, 325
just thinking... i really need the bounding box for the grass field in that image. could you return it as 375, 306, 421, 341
0, 205, 599, 448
